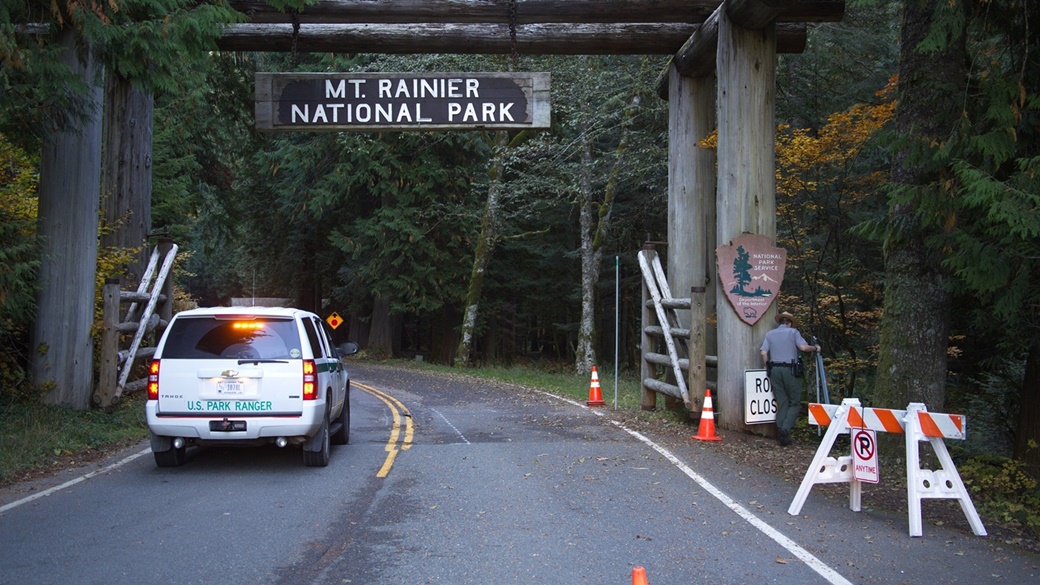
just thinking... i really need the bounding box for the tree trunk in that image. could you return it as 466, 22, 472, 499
575, 92, 641, 374
368, 294, 394, 357
667, 64, 716, 414
429, 305, 461, 365
33, 29, 104, 409
294, 234, 322, 313
575, 132, 597, 374
101, 75, 153, 284
455, 131, 508, 365
874, 0, 966, 412
1014, 335, 1040, 477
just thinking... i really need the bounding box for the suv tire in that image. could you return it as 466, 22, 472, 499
331, 383, 351, 445
303, 409, 331, 467
154, 445, 186, 468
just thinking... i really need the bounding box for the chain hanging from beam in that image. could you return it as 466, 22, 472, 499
508, 0, 519, 71
289, 9, 301, 68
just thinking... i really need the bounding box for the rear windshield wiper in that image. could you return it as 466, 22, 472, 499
237, 359, 289, 365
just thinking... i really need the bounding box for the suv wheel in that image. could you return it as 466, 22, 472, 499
303, 410, 331, 467
154, 445, 186, 468
331, 384, 351, 445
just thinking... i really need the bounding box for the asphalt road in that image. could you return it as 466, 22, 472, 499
1, 362, 1037, 584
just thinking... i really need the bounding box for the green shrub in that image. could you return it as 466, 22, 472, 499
0, 393, 148, 486
960, 454, 1040, 534
0, 134, 40, 400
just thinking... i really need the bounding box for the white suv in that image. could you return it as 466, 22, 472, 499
145, 307, 358, 467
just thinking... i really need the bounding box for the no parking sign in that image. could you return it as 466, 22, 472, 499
852, 428, 879, 483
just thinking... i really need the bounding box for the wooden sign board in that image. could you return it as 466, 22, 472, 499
716, 233, 787, 326
256, 72, 550, 132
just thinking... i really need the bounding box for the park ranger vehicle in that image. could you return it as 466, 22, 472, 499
146, 307, 359, 468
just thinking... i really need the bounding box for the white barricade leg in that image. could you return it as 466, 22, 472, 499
904, 403, 987, 537
789, 398, 861, 515
905, 412, 924, 537
849, 470, 862, 512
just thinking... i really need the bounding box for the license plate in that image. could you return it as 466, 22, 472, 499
216, 380, 244, 395
210, 419, 247, 432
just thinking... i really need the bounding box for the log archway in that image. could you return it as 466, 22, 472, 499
214, 0, 845, 433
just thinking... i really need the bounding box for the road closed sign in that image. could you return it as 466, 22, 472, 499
744, 369, 777, 424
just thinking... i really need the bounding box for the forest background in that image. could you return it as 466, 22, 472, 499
1, 0, 1038, 526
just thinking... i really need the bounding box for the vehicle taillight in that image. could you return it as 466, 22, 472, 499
148, 360, 160, 400
303, 359, 317, 400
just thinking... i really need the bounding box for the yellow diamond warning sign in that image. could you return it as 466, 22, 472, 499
326, 312, 343, 330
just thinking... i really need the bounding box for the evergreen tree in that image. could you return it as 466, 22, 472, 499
942, 0, 1040, 474
731, 245, 753, 296
870, 0, 967, 414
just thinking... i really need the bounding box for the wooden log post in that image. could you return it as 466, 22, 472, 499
33, 29, 104, 409
96, 279, 122, 410
101, 76, 153, 284
667, 63, 715, 418
714, 7, 778, 431
157, 237, 175, 325
690, 285, 708, 415
640, 244, 657, 411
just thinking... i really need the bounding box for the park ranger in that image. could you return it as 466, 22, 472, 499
760, 311, 820, 446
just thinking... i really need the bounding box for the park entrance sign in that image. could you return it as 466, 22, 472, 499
256, 72, 550, 132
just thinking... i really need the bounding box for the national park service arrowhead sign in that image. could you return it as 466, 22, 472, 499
716, 233, 787, 326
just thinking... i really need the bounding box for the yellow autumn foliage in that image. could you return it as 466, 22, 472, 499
776, 76, 897, 200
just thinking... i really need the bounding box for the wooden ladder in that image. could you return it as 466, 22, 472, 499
95, 238, 177, 409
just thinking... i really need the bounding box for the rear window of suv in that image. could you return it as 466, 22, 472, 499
160, 316, 302, 360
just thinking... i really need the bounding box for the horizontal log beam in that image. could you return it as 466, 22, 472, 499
216, 22, 807, 55
644, 297, 693, 310
119, 291, 168, 303
645, 325, 693, 339
228, 0, 843, 25
646, 352, 690, 371
643, 377, 685, 401
655, 2, 806, 97
727, 0, 797, 29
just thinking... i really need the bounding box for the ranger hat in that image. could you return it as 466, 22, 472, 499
775, 311, 797, 328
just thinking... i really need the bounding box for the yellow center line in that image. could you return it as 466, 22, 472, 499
355, 382, 413, 478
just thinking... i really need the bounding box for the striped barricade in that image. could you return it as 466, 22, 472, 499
789, 398, 985, 538
807, 403, 966, 440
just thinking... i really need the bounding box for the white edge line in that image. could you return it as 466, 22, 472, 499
0, 448, 150, 515
535, 390, 853, 585
431, 407, 471, 444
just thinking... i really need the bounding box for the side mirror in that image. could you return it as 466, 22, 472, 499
338, 341, 360, 357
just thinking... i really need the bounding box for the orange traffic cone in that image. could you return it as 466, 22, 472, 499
692, 389, 722, 441
586, 366, 606, 407
632, 566, 649, 585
